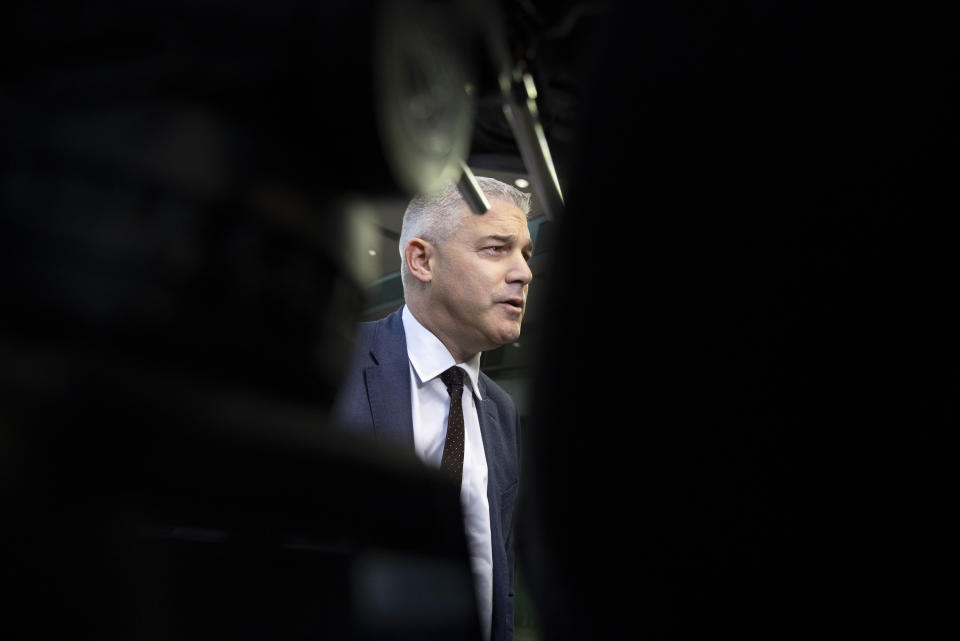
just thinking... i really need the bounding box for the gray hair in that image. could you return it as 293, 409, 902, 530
399, 175, 533, 287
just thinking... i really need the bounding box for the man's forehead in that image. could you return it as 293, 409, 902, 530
461, 199, 530, 234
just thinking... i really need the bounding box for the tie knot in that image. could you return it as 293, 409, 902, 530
440, 366, 464, 394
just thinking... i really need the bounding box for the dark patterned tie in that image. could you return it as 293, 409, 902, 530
439, 366, 465, 489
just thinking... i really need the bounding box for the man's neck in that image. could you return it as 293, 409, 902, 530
404, 301, 477, 365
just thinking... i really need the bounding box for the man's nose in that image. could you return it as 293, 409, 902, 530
508, 252, 533, 285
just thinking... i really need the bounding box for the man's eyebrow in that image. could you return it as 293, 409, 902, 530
481, 234, 515, 243
481, 234, 535, 253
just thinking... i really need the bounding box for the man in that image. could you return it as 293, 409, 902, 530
333, 176, 533, 641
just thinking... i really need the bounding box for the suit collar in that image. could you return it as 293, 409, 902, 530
364, 307, 503, 456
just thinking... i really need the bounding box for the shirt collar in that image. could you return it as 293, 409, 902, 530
402, 305, 483, 399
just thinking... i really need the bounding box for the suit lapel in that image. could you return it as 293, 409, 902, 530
477, 379, 506, 493
364, 309, 415, 448
476, 377, 510, 641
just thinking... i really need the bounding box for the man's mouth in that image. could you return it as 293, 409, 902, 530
498, 298, 524, 311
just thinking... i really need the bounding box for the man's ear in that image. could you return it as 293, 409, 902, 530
404, 238, 433, 284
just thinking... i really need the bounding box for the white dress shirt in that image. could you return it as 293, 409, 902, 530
402, 305, 493, 641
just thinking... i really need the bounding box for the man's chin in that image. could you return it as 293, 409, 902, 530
493, 323, 522, 347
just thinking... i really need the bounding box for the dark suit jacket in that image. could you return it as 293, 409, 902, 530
332, 307, 521, 641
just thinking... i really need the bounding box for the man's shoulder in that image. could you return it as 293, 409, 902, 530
333, 308, 406, 428
353, 307, 405, 352
353, 316, 381, 344
478, 372, 517, 413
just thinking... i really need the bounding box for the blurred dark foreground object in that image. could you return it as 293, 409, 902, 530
1, 1, 483, 639
0, 0, 481, 406
0, 365, 479, 640
522, 1, 958, 639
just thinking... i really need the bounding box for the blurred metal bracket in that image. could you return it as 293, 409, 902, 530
457, 160, 491, 214
467, 0, 566, 221
501, 70, 565, 222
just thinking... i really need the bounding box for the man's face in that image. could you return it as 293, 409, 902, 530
429, 199, 534, 360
